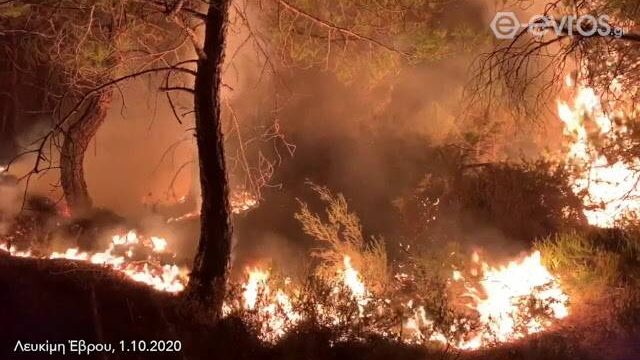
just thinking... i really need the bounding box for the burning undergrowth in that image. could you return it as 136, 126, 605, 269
0, 181, 572, 352
220, 185, 570, 350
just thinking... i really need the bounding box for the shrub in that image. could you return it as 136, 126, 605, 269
295, 184, 389, 294
395, 158, 587, 244
537, 229, 640, 329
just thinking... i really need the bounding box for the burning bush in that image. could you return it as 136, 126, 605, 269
295, 184, 390, 294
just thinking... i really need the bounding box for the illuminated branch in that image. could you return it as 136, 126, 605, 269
275, 0, 411, 58
160, 86, 195, 94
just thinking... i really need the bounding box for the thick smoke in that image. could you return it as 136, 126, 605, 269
0, 0, 564, 270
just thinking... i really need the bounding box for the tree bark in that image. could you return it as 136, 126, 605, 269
60, 90, 113, 216
186, 0, 233, 318
0, 89, 17, 162
0, 36, 19, 161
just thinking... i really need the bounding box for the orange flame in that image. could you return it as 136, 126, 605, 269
558, 80, 640, 227
1, 231, 188, 293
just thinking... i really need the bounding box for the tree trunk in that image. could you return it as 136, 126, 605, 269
0, 37, 18, 162
60, 90, 113, 216
186, 0, 233, 318
0, 89, 17, 162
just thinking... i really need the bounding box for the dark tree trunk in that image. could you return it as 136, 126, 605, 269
0, 89, 17, 162
186, 0, 233, 317
0, 37, 19, 161
60, 90, 113, 216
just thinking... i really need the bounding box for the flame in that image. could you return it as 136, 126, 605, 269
150, 236, 168, 253
237, 268, 301, 341
1, 231, 188, 293
167, 191, 259, 224
462, 251, 568, 348
232, 255, 374, 342
340, 255, 369, 312
0, 243, 32, 258
243, 268, 271, 310
236, 252, 568, 348
558, 81, 640, 227
404, 251, 569, 350
2, 229, 568, 349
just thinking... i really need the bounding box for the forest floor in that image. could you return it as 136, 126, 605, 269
1, 253, 639, 360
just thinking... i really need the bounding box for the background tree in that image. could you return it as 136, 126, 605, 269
0, 0, 188, 215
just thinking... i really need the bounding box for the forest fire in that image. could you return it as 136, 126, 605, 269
558, 81, 640, 227
226, 251, 569, 349
457, 251, 568, 349
0, 219, 570, 349
5, 0, 640, 358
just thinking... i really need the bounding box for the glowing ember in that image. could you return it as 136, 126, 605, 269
230, 190, 259, 214
167, 191, 259, 223
558, 80, 640, 227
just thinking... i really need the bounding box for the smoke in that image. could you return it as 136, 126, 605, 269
0, 170, 19, 235
227, 0, 573, 270
0, 0, 566, 272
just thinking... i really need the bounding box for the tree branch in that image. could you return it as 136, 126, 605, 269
275, 0, 411, 58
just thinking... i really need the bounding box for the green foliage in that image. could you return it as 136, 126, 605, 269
292, 184, 481, 345
0, 0, 185, 90
401, 240, 477, 342
602, 0, 640, 23
454, 160, 586, 241
266, 0, 486, 86
538, 231, 620, 293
